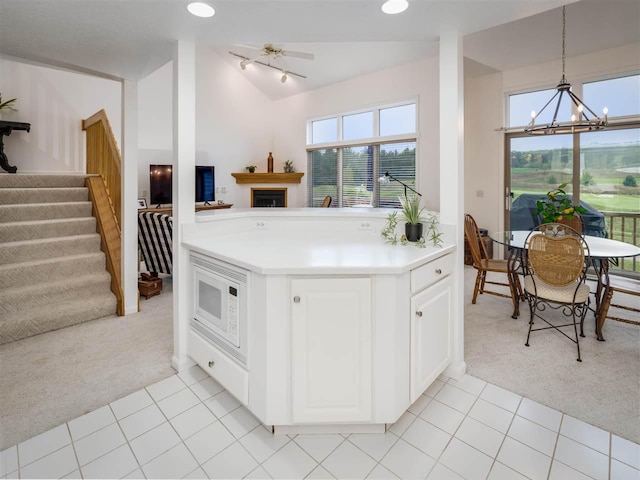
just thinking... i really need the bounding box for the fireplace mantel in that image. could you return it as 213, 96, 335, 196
231, 172, 304, 184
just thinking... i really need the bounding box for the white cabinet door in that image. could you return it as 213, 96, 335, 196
410, 276, 452, 403
291, 278, 372, 423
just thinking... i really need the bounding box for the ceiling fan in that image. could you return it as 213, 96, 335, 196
229, 44, 314, 82
239, 44, 315, 63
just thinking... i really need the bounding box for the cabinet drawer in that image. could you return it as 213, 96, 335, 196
411, 253, 453, 294
189, 330, 249, 405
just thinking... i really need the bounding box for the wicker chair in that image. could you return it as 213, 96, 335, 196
464, 214, 522, 318
556, 213, 584, 234
598, 276, 640, 327
523, 224, 590, 362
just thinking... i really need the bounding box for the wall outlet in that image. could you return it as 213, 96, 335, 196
255, 220, 268, 229
359, 221, 373, 230
221, 186, 227, 193
215, 187, 220, 193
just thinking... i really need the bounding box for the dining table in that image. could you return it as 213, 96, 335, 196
491, 230, 640, 341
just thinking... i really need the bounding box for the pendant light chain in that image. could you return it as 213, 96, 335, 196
561, 5, 566, 83
524, 4, 607, 135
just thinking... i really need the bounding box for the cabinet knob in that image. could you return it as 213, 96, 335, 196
435, 268, 442, 274
208, 361, 215, 368
416, 311, 423, 317
293, 296, 300, 303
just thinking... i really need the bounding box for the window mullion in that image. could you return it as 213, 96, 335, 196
373, 145, 380, 207
337, 148, 343, 208
572, 132, 580, 203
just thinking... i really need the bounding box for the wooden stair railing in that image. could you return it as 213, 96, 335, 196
82, 109, 124, 315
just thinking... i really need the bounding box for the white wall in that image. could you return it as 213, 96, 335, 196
0, 58, 121, 174
464, 42, 640, 237
137, 48, 274, 208
195, 47, 274, 208
273, 55, 441, 210
138, 61, 173, 202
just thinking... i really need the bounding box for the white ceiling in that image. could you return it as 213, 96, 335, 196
0, 0, 637, 100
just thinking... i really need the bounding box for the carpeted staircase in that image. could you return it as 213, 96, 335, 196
0, 174, 117, 344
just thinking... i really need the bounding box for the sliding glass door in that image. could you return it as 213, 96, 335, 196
507, 134, 573, 231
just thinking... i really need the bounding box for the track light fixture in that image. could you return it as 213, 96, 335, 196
525, 6, 607, 135
228, 52, 307, 81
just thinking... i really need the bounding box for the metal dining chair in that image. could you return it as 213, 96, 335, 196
464, 214, 522, 318
523, 224, 590, 362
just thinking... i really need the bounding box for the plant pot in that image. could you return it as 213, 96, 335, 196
405, 222, 423, 242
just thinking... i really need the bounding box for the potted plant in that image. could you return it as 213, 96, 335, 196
0, 94, 17, 119
283, 160, 294, 173
245, 165, 257, 173
399, 193, 425, 242
536, 183, 587, 224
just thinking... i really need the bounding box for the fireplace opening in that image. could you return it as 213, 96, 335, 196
251, 188, 287, 207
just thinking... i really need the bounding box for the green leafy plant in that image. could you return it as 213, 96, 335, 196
535, 183, 587, 224
380, 209, 443, 248
424, 212, 444, 247
399, 193, 425, 225
245, 165, 257, 173
0, 94, 17, 111
283, 160, 294, 173
381, 211, 399, 245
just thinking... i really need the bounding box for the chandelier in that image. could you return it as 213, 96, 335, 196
525, 6, 608, 135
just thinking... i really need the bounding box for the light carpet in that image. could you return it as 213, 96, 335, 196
464, 265, 640, 444
0, 277, 174, 451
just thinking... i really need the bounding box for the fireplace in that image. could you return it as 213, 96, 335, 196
251, 188, 287, 207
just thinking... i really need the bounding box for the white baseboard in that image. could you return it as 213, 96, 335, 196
171, 355, 195, 373
444, 360, 467, 381
272, 423, 386, 435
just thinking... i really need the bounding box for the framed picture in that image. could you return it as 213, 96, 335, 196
137, 198, 148, 209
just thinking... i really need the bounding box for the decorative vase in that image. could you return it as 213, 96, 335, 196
405, 223, 423, 242
267, 152, 274, 173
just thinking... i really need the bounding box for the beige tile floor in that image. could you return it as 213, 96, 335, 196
2, 366, 638, 480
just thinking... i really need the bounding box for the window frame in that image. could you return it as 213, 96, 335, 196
306, 99, 419, 208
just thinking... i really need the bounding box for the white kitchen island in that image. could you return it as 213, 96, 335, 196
181, 208, 461, 434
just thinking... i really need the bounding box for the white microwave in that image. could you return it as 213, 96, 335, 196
190, 254, 248, 367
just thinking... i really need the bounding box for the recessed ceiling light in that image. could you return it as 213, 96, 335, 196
381, 0, 408, 15
187, 2, 215, 18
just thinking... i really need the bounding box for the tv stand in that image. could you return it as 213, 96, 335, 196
140, 204, 233, 215
203, 201, 211, 206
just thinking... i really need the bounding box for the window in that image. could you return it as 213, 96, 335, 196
508, 87, 572, 128
311, 118, 338, 144
307, 101, 417, 208
583, 74, 640, 118
343, 112, 373, 141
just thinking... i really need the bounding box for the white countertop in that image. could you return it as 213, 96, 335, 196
184, 229, 454, 275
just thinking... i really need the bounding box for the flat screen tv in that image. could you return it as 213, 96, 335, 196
149, 165, 215, 207
149, 165, 172, 207
195, 165, 215, 205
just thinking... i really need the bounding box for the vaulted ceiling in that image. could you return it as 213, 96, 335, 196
0, 0, 637, 99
